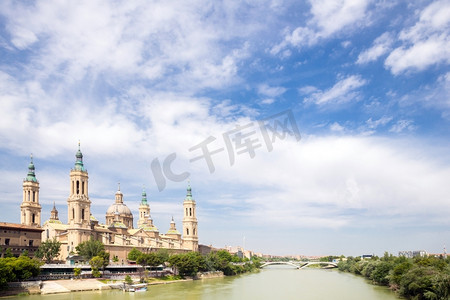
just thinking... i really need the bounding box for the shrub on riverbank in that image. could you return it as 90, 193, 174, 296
337, 253, 450, 299
0, 255, 43, 289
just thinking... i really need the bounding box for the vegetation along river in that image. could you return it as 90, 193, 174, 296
13, 266, 399, 300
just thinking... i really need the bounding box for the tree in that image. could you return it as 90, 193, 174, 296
97, 251, 110, 270
4, 248, 13, 258
73, 267, 81, 278
89, 256, 105, 278
76, 238, 105, 260
0, 256, 42, 288
35, 238, 62, 263
169, 252, 206, 277
156, 249, 169, 264
124, 275, 133, 285
137, 252, 163, 269
127, 248, 142, 261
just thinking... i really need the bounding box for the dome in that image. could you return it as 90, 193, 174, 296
106, 203, 133, 216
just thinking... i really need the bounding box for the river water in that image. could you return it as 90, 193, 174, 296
16, 266, 398, 300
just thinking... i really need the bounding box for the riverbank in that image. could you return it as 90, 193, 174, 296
1, 271, 225, 297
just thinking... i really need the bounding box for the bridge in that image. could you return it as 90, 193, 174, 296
260, 261, 338, 269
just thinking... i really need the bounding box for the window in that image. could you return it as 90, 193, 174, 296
29, 240, 33, 247
193, 228, 196, 235
81, 208, 85, 220
46, 229, 49, 239
189, 208, 192, 216
186, 208, 188, 216
32, 191, 35, 202
72, 208, 75, 219
32, 214, 35, 223
5, 238, 10, 245
186, 228, 189, 236
82, 181, 85, 194
76, 181, 80, 194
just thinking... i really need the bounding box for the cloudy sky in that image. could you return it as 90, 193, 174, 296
1, 0, 449, 257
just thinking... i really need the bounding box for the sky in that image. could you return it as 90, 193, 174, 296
0, 0, 449, 257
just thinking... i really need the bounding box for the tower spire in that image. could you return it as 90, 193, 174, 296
141, 185, 148, 205
74, 141, 85, 171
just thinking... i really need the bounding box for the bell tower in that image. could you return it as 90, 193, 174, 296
67, 142, 91, 253
20, 154, 42, 227
138, 187, 150, 228
182, 183, 198, 251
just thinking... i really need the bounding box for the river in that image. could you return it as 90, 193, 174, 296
14, 266, 399, 300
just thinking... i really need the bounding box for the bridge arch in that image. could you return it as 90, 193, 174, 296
260, 261, 338, 269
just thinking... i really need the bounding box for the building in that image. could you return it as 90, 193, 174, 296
398, 250, 428, 258
0, 222, 43, 257
24, 143, 197, 263
0, 155, 43, 257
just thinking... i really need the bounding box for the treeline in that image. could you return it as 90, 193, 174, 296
128, 248, 261, 278
338, 252, 450, 299
0, 252, 42, 289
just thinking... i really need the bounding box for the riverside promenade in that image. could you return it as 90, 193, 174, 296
40, 279, 111, 294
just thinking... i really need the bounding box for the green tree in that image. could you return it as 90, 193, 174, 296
35, 238, 62, 263
0, 259, 14, 289
127, 247, 142, 261
76, 238, 104, 260
124, 275, 133, 284
0, 256, 42, 287
89, 256, 104, 278
73, 267, 81, 278
97, 251, 110, 269
156, 249, 169, 264
169, 252, 206, 277
4, 248, 13, 258
137, 252, 163, 269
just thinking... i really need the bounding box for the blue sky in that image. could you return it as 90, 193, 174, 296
0, 0, 449, 257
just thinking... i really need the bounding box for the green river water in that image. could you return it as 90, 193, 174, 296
14, 266, 399, 300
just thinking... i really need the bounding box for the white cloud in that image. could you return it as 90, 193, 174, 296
303, 75, 367, 105
0, 1, 258, 91
385, 0, 450, 74
389, 120, 416, 133
330, 122, 344, 132
357, 32, 393, 64
366, 116, 393, 129
271, 0, 372, 54
257, 83, 287, 98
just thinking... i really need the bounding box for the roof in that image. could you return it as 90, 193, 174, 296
0, 222, 44, 232
43, 222, 69, 231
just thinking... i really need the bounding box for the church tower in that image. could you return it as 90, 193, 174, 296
67, 143, 91, 253
50, 202, 59, 221
20, 154, 42, 227
182, 183, 198, 251
138, 187, 150, 228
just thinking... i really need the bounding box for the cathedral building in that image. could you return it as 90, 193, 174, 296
36, 143, 199, 263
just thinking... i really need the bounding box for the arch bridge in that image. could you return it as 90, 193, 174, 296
260, 261, 338, 269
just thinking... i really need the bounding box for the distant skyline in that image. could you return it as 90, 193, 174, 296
0, 1, 449, 257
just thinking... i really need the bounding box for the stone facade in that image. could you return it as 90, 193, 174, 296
0, 222, 43, 257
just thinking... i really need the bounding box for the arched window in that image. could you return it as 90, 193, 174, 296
32, 213, 35, 224
76, 181, 80, 194
72, 208, 75, 219
82, 181, 85, 195
32, 191, 35, 202
189, 208, 192, 216
186, 228, 189, 235
81, 209, 85, 220
193, 228, 196, 235
186, 208, 188, 216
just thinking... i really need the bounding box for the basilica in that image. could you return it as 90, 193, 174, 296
19, 144, 198, 262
